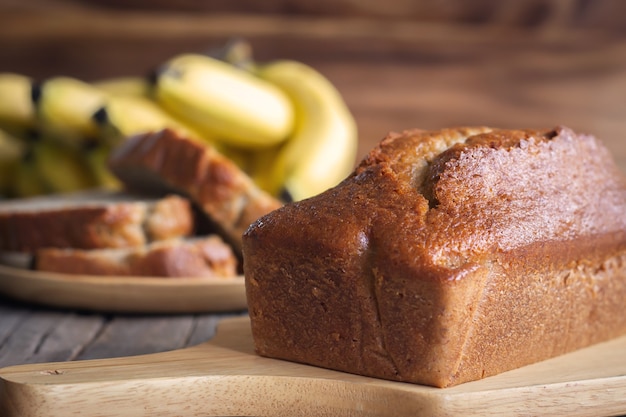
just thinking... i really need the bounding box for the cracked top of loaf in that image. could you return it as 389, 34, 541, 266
264, 125, 626, 273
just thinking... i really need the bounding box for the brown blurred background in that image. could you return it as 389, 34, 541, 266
1, 0, 625, 170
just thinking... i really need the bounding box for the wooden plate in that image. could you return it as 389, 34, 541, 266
1, 316, 625, 417
0, 263, 247, 313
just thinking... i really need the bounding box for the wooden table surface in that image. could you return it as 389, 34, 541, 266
0, 3, 626, 414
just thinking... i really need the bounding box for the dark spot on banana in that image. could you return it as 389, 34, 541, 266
279, 188, 294, 203
82, 137, 101, 152
30, 81, 43, 105
147, 68, 159, 87
21, 147, 35, 163
151, 64, 183, 83
92, 107, 108, 125
24, 128, 41, 143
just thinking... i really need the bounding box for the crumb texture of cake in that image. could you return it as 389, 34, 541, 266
35, 236, 237, 278
243, 126, 626, 388
0, 191, 194, 252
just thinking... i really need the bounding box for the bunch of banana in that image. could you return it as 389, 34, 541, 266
0, 39, 358, 202
253, 60, 358, 201
0, 74, 103, 196
0, 71, 210, 197
0, 74, 104, 196
208, 38, 358, 200
150, 44, 358, 201
0, 128, 97, 197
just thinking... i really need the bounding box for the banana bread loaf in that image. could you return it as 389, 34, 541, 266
243, 126, 626, 388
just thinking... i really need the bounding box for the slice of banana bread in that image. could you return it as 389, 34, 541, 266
108, 129, 282, 252
35, 235, 237, 278
0, 190, 194, 252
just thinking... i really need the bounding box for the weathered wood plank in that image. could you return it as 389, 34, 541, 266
27, 313, 106, 364
0, 9, 619, 79
75, 315, 196, 360
0, 307, 248, 367
186, 312, 247, 347
0, 309, 68, 366
0, 305, 107, 368
3, 0, 626, 33
72, 311, 249, 361
0, 299, 31, 349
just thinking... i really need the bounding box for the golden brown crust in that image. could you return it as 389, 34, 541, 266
108, 129, 282, 252
0, 192, 194, 252
35, 236, 237, 278
243, 126, 626, 387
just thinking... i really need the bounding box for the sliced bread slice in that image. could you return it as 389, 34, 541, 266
0, 189, 194, 252
34, 235, 237, 278
107, 129, 282, 252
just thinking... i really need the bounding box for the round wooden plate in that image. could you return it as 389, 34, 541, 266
0, 263, 247, 313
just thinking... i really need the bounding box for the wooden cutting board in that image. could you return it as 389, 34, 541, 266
1, 316, 625, 417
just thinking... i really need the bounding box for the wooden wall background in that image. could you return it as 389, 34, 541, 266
0, 0, 625, 170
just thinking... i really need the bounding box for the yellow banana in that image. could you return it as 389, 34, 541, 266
0, 128, 27, 196
32, 76, 106, 148
12, 148, 49, 197
215, 143, 255, 174
247, 144, 282, 194
92, 76, 150, 97
82, 142, 122, 190
31, 138, 98, 194
256, 60, 358, 201
0, 73, 37, 137
92, 95, 212, 146
152, 53, 294, 149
